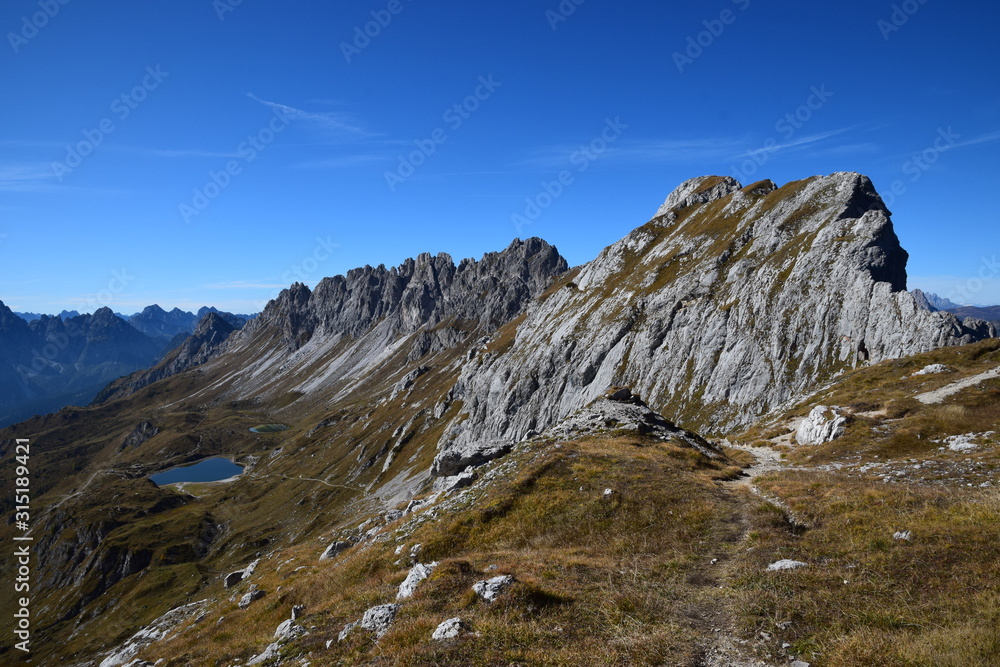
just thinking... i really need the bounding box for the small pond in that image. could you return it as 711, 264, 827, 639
150, 457, 244, 486
250, 424, 289, 434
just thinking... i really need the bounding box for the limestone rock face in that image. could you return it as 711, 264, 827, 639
234, 238, 568, 352
436, 172, 994, 469
205, 238, 568, 406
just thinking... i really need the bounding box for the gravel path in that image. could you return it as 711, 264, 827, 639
916, 365, 1000, 404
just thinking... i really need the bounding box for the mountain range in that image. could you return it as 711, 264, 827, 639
1, 172, 999, 666
0, 305, 252, 428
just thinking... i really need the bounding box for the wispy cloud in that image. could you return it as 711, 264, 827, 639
952, 129, 1000, 149
0, 163, 56, 192
519, 127, 866, 171
733, 126, 864, 160
247, 93, 371, 138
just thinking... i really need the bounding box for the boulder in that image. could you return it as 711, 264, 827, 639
360, 604, 401, 638
319, 540, 355, 561
472, 575, 515, 602
795, 406, 847, 446
397, 562, 438, 600
223, 571, 244, 588
432, 617, 471, 641
238, 588, 265, 609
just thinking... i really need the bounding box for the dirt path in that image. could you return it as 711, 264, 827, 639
727, 442, 785, 485
916, 364, 1000, 404
695, 443, 798, 667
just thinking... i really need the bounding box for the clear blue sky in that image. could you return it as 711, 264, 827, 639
1, 0, 998, 314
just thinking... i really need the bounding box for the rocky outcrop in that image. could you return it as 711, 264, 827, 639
120, 420, 159, 449
98, 600, 208, 667
542, 395, 723, 458
472, 575, 515, 602
234, 237, 568, 352
202, 238, 568, 406
795, 406, 847, 445
436, 173, 995, 470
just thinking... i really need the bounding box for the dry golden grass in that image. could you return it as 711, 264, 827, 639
139, 435, 748, 666
731, 472, 1000, 666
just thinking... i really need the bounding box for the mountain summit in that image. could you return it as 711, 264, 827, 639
436, 172, 993, 474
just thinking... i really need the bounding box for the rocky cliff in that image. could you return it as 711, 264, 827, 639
203, 238, 568, 404
434, 173, 994, 474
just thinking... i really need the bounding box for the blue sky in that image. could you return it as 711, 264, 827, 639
1, 0, 998, 314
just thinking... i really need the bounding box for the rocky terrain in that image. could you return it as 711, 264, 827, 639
1, 172, 998, 667
437, 173, 993, 474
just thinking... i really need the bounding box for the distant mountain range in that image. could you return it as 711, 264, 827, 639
0, 303, 254, 427
912, 289, 1000, 325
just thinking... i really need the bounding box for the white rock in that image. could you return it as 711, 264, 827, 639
939, 432, 994, 452
99, 600, 207, 667
247, 642, 280, 665
913, 364, 952, 376
397, 562, 438, 600
238, 588, 265, 609
319, 540, 354, 561
472, 575, 515, 602
766, 559, 808, 571
337, 621, 358, 642
795, 406, 847, 446
360, 604, 400, 638
432, 617, 469, 641
893, 530, 912, 541
273, 619, 306, 642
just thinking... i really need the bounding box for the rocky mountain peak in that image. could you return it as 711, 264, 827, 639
239, 238, 568, 351
656, 175, 742, 216
193, 311, 236, 338
436, 173, 995, 471
89, 306, 119, 326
